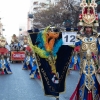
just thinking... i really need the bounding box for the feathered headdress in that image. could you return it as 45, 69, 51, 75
78, 0, 99, 27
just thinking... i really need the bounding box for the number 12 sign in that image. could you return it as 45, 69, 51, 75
62, 32, 77, 45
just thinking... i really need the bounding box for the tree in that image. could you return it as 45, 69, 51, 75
33, 0, 80, 28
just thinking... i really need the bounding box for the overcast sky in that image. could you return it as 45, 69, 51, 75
0, 0, 30, 43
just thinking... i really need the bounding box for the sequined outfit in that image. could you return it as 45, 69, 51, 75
70, 33, 100, 100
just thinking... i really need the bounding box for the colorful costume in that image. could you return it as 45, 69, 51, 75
29, 54, 40, 79
10, 34, 21, 51
0, 36, 12, 75
23, 42, 40, 79
23, 36, 29, 50
22, 46, 33, 70
70, 0, 100, 99
69, 51, 80, 70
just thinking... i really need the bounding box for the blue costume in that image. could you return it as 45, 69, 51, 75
29, 57, 40, 79
69, 0, 100, 99
69, 53, 80, 70
23, 55, 33, 70
0, 58, 12, 74
70, 34, 100, 100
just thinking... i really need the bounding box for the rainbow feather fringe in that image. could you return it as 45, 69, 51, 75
29, 26, 62, 58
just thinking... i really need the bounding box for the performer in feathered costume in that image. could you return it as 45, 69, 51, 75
0, 36, 12, 75
70, 0, 100, 99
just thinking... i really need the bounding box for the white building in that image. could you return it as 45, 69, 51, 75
0, 19, 3, 35
19, 25, 28, 37
27, 0, 54, 30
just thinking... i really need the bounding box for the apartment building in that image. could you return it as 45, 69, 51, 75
27, 0, 56, 30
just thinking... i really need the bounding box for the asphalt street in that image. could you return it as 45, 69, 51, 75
0, 63, 80, 100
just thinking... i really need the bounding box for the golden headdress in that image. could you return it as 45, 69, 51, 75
11, 34, 18, 43
78, 0, 99, 27
23, 36, 28, 44
0, 36, 6, 47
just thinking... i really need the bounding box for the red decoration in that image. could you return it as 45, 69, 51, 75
74, 64, 77, 70
95, 14, 98, 20
70, 83, 79, 100
37, 74, 40, 79
74, 46, 80, 52
1, 71, 4, 75
79, 14, 82, 19
87, 91, 93, 100
26, 46, 32, 52
0, 48, 8, 55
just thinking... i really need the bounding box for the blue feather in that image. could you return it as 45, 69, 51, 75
53, 39, 62, 56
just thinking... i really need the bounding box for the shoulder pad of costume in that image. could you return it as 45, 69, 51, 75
76, 34, 83, 40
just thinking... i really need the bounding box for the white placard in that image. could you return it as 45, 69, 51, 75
62, 31, 77, 45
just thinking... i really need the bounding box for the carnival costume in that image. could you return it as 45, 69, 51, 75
22, 38, 40, 79
23, 36, 29, 50
29, 54, 40, 79
70, 0, 100, 100
10, 34, 21, 51
22, 46, 33, 70
0, 36, 12, 75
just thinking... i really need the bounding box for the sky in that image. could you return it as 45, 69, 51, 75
0, 0, 30, 44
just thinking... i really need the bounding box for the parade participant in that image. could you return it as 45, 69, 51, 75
23, 36, 28, 49
22, 45, 33, 70
70, 0, 100, 99
30, 53, 40, 79
10, 34, 21, 51
69, 48, 80, 70
0, 36, 12, 74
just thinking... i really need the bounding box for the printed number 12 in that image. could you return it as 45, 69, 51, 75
64, 35, 68, 42
64, 35, 75, 42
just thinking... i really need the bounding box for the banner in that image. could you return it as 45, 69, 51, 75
28, 29, 74, 97
37, 45, 73, 97
11, 51, 25, 61
38, 56, 59, 97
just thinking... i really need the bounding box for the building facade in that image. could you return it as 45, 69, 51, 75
27, 0, 60, 30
